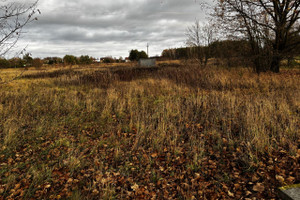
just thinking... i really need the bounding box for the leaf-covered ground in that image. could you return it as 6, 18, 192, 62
1, 127, 299, 199
0, 127, 300, 199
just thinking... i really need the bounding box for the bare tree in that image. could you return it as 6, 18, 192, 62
0, 0, 40, 57
186, 19, 202, 47
185, 20, 215, 66
213, 0, 300, 73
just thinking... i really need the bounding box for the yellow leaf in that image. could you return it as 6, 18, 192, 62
228, 190, 234, 197
45, 184, 51, 189
276, 175, 285, 183
131, 183, 139, 191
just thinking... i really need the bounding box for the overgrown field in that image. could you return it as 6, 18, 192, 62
0, 63, 299, 199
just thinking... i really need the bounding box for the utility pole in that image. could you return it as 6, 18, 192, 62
147, 43, 149, 57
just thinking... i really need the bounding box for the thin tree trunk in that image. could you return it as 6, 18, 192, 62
254, 56, 261, 74
270, 54, 281, 73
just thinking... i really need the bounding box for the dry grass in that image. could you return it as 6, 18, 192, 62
0, 63, 299, 199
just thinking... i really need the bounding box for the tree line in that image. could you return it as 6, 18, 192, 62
0, 50, 150, 69
162, 38, 300, 69
0, 54, 96, 68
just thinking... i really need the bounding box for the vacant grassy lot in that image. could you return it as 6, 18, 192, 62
0, 63, 299, 199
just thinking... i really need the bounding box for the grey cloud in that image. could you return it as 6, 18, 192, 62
17, 0, 212, 58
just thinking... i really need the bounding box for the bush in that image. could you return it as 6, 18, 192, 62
32, 58, 43, 69
129, 49, 148, 61
102, 57, 115, 63
23, 53, 33, 67
79, 55, 93, 65
63, 55, 77, 65
0, 58, 11, 68
44, 57, 63, 65
8, 58, 25, 68
139, 51, 148, 59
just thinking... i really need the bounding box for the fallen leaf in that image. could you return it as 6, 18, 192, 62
276, 175, 284, 183
286, 176, 295, 183
245, 190, 252, 196
14, 184, 21, 190
253, 183, 265, 193
234, 183, 241, 190
151, 153, 158, 158
131, 183, 139, 191
92, 189, 99, 195
67, 178, 73, 183
228, 190, 234, 197
252, 175, 259, 182
45, 184, 51, 189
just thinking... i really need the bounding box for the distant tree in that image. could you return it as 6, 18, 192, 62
161, 48, 189, 60
0, 1, 40, 56
129, 49, 148, 61
79, 55, 93, 65
118, 56, 125, 63
8, 57, 25, 68
102, 56, 115, 63
209, 39, 252, 67
175, 48, 189, 59
186, 20, 202, 47
139, 51, 148, 59
44, 57, 63, 65
129, 49, 139, 61
213, 0, 300, 73
186, 20, 215, 66
0, 58, 11, 68
63, 55, 77, 65
162, 49, 176, 59
32, 58, 43, 69
23, 53, 33, 66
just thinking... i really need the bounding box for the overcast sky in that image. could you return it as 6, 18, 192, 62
16, 0, 213, 59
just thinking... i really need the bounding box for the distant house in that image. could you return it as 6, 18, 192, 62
125, 57, 131, 63
93, 58, 101, 63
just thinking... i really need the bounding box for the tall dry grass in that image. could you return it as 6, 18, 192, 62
2, 64, 299, 158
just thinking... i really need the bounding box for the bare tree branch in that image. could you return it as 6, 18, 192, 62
0, 0, 39, 56
0, 1, 40, 83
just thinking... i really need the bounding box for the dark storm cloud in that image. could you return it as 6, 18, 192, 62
18, 0, 213, 58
